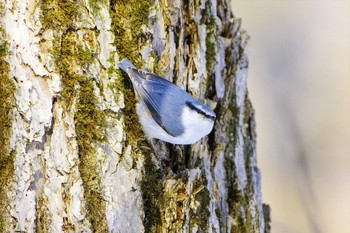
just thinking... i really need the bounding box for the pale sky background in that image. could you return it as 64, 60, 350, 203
231, 1, 350, 233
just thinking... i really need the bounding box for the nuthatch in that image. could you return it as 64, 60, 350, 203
118, 58, 216, 145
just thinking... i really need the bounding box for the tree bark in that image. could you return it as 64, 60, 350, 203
0, 0, 270, 232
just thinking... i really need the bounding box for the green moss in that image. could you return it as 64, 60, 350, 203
0, 152, 15, 232
0, 34, 15, 231
109, 0, 153, 67
140, 156, 162, 232
41, 0, 79, 30
206, 37, 216, 71
54, 31, 80, 106
224, 151, 257, 232
108, 0, 161, 147
40, 1, 108, 231
224, 94, 259, 232
108, 0, 154, 146
201, 0, 218, 99
149, 51, 163, 76
229, 95, 260, 232
35, 195, 52, 233
106, 62, 145, 148
243, 94, 256, 141
224, 158, 241, 232
88, 0, 105, 13
76, 44, 95, 67
228, 188, 254, 233
108, 5, 158, 228
237, 195, 254, 233
191, 179, 210, 231
75, 76, 107, 232
201, 1, 217, 76
64, 47, 108, 231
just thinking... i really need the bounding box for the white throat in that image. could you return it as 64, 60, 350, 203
179, 105, 214, 144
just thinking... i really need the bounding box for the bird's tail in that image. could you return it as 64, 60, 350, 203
118, 58, 136, 72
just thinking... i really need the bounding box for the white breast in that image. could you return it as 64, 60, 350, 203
136, 103, 214, 145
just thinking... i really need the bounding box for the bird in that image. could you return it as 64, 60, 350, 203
118, 58, 216, 145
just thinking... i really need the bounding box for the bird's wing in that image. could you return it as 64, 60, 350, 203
120, 66, 185, 137
138, 80, 185, 137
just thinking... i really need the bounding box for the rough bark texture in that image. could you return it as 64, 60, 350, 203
0, 0, 270, 232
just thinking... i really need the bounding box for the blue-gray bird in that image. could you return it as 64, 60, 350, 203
118, 58, 216, 145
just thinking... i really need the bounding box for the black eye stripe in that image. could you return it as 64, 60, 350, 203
185, 101, 215, 120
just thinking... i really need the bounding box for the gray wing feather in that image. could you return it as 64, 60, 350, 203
138, 80, 185, 137
118, 60, 186, 137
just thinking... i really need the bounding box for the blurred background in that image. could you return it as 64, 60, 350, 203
231, 1, 350, 233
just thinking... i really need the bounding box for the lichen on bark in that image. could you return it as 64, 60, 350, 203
0, 26, 16, 232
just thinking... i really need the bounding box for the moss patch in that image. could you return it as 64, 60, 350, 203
0, 32, 15, 231
201, 0, 217, 75
191, 178, 210, 231
40, 0, 79, 30
224, 91, 260, 232
35, 195, 52, 233
88, 0, 105, 13
158, 173, 189, 232
75, 75, 107, 232
110, 68, 145, 147
201, 0, 218, 100
140, 156, 162, 232
109, 0, 153, 67
40, 1, 108, 231
108, 0, 154, 147
224, 125, 255, 232
59, 37, 108, 232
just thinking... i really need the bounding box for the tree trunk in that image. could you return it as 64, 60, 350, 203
0, 0, 270, 232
